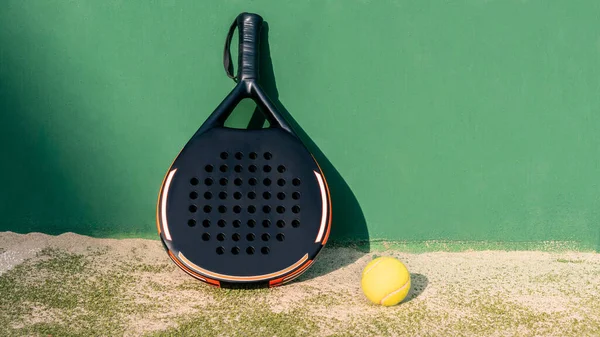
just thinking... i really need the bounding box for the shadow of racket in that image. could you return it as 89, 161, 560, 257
246, 22, 370, 281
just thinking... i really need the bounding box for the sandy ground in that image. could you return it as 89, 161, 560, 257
0, 232, 599, 337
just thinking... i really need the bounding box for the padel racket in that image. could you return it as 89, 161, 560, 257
157, 12, 332, 287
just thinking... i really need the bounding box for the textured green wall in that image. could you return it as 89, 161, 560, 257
1, 1, 599, 249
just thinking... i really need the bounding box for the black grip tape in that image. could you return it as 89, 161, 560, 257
236, 13, 263, 81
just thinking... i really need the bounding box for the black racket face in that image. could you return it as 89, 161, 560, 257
158, 127, 331, 286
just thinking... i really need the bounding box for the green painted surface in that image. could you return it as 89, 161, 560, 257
1, 1, 599, 250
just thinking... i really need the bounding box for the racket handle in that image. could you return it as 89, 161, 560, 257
236, 13, 263, 81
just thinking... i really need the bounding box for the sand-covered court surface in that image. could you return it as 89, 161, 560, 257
1, 232, 599, 336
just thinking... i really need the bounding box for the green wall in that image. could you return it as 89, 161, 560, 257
1, 1, 599, 250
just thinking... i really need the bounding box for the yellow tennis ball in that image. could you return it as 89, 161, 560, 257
361, 256, 411, 306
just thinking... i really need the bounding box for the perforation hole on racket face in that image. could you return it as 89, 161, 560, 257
161, 127, 327, 281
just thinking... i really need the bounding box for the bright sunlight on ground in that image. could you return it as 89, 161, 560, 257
1, 232, 599, 336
